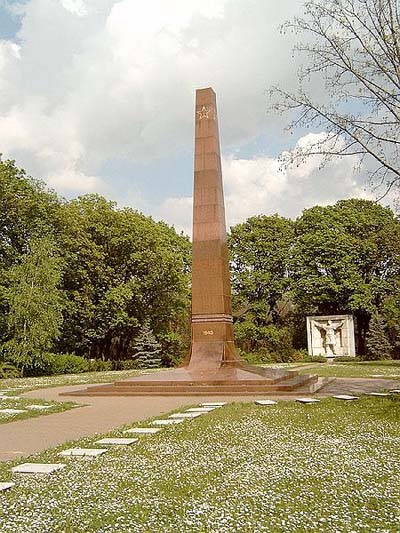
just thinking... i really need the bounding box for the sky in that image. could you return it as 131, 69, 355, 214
0, 0, 377, 235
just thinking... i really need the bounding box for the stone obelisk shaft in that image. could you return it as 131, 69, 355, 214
189, 87, 240, 371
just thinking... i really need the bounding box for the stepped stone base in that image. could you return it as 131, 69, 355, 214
61, 365, 331, 397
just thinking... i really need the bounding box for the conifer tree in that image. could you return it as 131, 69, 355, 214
131, 321, 161, 369
365, 314, 393, 361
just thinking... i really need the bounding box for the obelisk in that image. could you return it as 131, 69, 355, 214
188, 87, 241, 371
66, 88, 319, 396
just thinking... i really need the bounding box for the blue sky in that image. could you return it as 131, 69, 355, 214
0, 0, 375, 235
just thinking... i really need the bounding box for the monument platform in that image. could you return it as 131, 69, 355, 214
61, 365, 327, 397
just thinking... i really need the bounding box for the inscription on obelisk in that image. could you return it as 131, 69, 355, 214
188, 87, 241, 371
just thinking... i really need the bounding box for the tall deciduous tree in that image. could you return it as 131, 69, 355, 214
292, 199, 400, 354
4, 237, 64, 373
229, 215, 295, 353
271, 0, 400, 199
56, 194, 191, 359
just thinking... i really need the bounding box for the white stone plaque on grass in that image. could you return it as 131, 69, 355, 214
390, 389, 400, 394
95, 438, 137, 445
0, 409, 27, 415
59, 448, 108, 457
169, 412, 202, 419
124, 428, 161, 435
296, 398, 320, 404
201, 402, 226, 407
186, 407, 216, 412
152, 419, 184, 425
12, 463, 65, 474
0, 482, 14, 492
27, 405, 51, 410
367, 392, 390, 397
0, 396, 21, 400
255, 400, 278, 406
333, 395, 358, 401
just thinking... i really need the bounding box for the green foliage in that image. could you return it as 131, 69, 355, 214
87, 359, 113, 372
0, 361, 21, 379
56, 194, 191, 359
229, 215, 294, 325
131, 322, 162, 369
291, 199, 400, 354
19, 352, 89, 376
4, 237, 64, 372
365, 314, 393, 361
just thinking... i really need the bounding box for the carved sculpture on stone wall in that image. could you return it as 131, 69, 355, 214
307, 315, 356, 358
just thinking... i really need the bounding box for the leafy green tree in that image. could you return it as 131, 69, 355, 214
4, 237, 64, 373
131, 321, 162, 368
56, 194, 191, 360
229, 215, 294, 353
0, 158, 60, 344
292, 199, 400, 354
229, 215, 294, 322
365, 314, 393, 361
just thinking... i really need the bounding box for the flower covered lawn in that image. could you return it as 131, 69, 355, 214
0, 396, 399, 532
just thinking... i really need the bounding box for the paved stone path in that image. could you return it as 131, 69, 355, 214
0, 377, 398, 462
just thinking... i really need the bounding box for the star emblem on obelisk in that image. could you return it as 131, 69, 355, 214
197, 105, 213, 120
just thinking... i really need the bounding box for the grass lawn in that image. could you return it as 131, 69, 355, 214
0, 368, 161, 394
0, 396, 399, 532
298, 360, 400, 378
0, 395, 78, 425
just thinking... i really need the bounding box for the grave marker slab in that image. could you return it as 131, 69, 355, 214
95, 438, 137, 445
255, 400, 278, 405
367, 392, 390, 397
390, 389, 400, 394
169, 412, 202, 419
59, 448, 107, 457
152, 419, 184, 425
333, 395, 358, 401
124, 428, 161, 435
296, 398, 320, 404
12, 463, 65, 474
0, 482, 14, 492
27, 405, 51, 410
201, 402, 226, 407
186, 407, 216, 412
0, 409, 27, 415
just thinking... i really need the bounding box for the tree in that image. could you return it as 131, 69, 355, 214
0, 158, 60, 345
229, 215, 294, 323
366, 313, 393, 360
4, 237, 64, 373
228, 215, 295, 353
271, 0, 400, 199
292, 199, 400, 354
131, 321, 162, 369
56, 194, 191, 359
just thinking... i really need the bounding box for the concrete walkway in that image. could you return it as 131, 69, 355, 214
0, 377, 398, 462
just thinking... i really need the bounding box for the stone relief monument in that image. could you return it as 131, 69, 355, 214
306, 315, 356, 358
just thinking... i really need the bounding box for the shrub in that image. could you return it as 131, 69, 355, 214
0, 361, 21, 378
87, 359, 113, 372
303, 355, 328, 363
333, 356, 361, 363
51, 354, 89, 374
22, 353, 89, 376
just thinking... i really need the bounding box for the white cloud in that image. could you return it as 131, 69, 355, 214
61, 0, 88, 17
0, 0, 303, 195
155, 132, 373, 235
